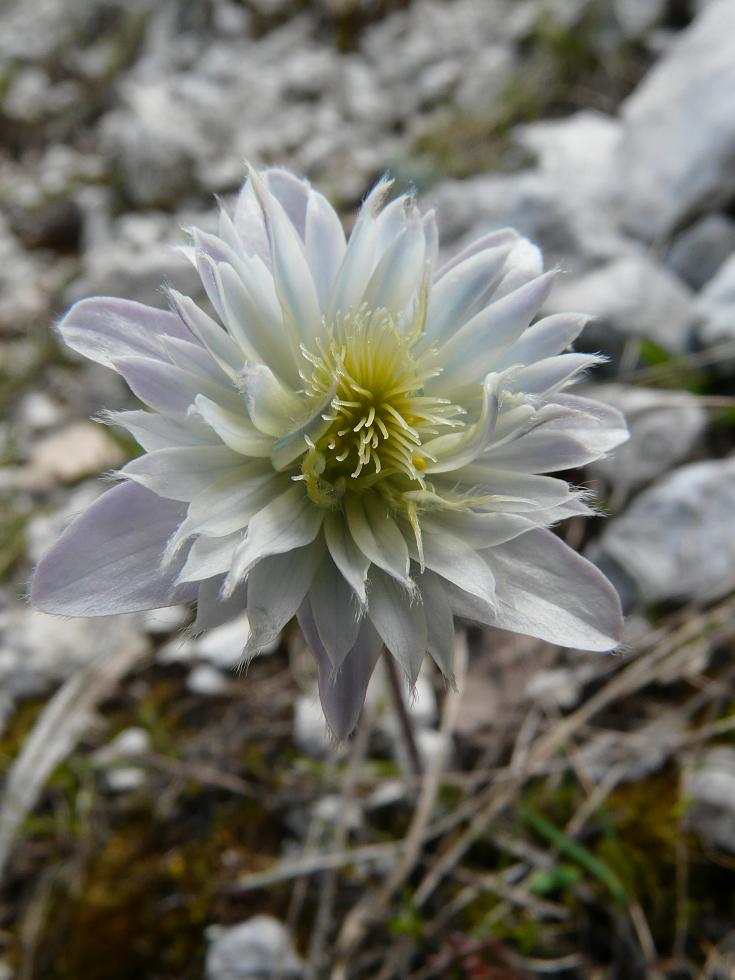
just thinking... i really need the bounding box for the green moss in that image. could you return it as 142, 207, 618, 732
595, 773, 681, 934
0, 502, 28, 581
2, 665, 295, 980
388, 890, 424, 940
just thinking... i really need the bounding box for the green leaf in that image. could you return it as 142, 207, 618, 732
521, 805, 627, 904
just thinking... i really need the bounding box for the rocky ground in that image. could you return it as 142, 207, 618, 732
2, 0, 735, 977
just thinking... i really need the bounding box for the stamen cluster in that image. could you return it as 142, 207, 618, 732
297, 307, 461, 509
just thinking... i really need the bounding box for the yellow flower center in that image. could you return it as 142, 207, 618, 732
296, 307, 462, 509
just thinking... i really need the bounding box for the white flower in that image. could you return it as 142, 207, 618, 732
32, 167, 628, 737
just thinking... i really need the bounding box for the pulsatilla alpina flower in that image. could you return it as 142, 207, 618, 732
32, 167, 628, 737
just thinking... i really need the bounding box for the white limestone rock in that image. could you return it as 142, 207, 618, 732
619, 0, 735, 240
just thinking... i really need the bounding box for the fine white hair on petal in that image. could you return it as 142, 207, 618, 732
31, 164, 629, 739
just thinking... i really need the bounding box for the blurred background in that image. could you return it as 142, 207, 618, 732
2, 0, 735, 977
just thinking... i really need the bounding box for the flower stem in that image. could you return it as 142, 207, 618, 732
383, 650, 423, 778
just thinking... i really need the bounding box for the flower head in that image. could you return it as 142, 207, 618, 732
32, 167, 628, 737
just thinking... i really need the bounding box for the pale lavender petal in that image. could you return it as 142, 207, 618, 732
299, 603, 382, 739
266, 168, 310, 239
418, 522, 497, 604
416, 570, 455, 679
194, 576, 247, 632
233, 176, 270, 263
57, 297, 194, 370
433, 229, 519, 281
115, 355, 242, 419
308, 556, 363, 668
483, 529, 624, 651
250, 169, 322, 347
246, 541, 323, 647
32, 482, 193, 616
367, 568, 426, 684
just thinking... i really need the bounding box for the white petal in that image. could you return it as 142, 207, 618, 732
217, 260, 301, 384
119, 445, 244, 502
270, 390, 335, 472
367, 568, 426, 684
363, 203, 426, 314
115, 355, 242, 419
233, 176, 270, 263
193, 394, 273, 457
493, 236, 544, 299
177, 532, 240, 583
422, 209, 439, 275
103, 409, 217, 451
373, 194, 412, 258
323, 510, 370, 605
485, 396, 628, 472
423, 244, 512, 347
422, 509, 537, 547
345, 494, 412, 588
168, 290, 242, 380
435, 272, 556, 390
223, 485, 324, 595
265, 168, 311, 237
167, 466, 284, 554
161, 335, 232, 385
192, 238, 228, 322
507, 353, 605, 396
433, 229, 519, 281
305, 189, 347, 310
449, 467, 575, 511
327, 176, 393, 319
240, 364, 306, 437
551, 393, 629, 453
423, 373, 502, 474
495, 313, 590, 370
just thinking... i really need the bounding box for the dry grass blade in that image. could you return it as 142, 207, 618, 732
0, 639, 148, 880
412, 595, 735, 910
331, 631, 469, 977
